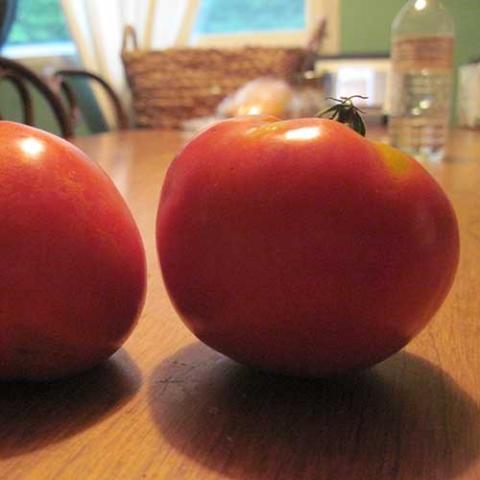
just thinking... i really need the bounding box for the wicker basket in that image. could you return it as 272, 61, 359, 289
121, 26, 306, 129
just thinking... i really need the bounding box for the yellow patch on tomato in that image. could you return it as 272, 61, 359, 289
246, 121, 283, 139
373, 142, 413, 176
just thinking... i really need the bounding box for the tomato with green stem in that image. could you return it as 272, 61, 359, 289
156, 98, 459, 376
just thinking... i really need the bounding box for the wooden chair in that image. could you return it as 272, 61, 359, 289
0, 56, 73, 138
54, 69, 129, 132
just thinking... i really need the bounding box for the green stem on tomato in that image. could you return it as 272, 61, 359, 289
316, 95, 367, 137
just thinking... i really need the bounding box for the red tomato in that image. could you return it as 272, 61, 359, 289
157, 117, 459, 377
0, 122, 146, 380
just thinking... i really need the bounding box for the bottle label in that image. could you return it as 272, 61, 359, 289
392, 35, 454, 72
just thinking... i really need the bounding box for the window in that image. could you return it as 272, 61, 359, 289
194, 0, 305, 35
190, 0, 339, 53
3, 0, 75, 58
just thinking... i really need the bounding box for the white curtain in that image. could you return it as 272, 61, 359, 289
60, 0, 199, 126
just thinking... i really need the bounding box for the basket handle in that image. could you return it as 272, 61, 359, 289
122, 25, 139, 53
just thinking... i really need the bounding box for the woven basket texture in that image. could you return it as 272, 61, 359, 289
122, 45, 305, 128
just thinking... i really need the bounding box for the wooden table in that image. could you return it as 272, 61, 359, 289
1, 128, 479, 480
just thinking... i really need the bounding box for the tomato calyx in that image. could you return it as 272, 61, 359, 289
317, 95, 367, 137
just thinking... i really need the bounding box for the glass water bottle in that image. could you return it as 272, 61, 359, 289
389, 0, 455, 162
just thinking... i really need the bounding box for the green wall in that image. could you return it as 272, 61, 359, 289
341, 0, 403, 54
341, 0, 480, 66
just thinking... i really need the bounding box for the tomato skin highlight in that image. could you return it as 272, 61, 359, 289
157, 117, 459, 377
0, 122, 146, 381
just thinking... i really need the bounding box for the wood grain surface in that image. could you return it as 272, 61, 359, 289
0, 127, 479, 480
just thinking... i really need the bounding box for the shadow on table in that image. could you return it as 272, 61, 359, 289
0, 348, 141, 458
148, 342, 480, 480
